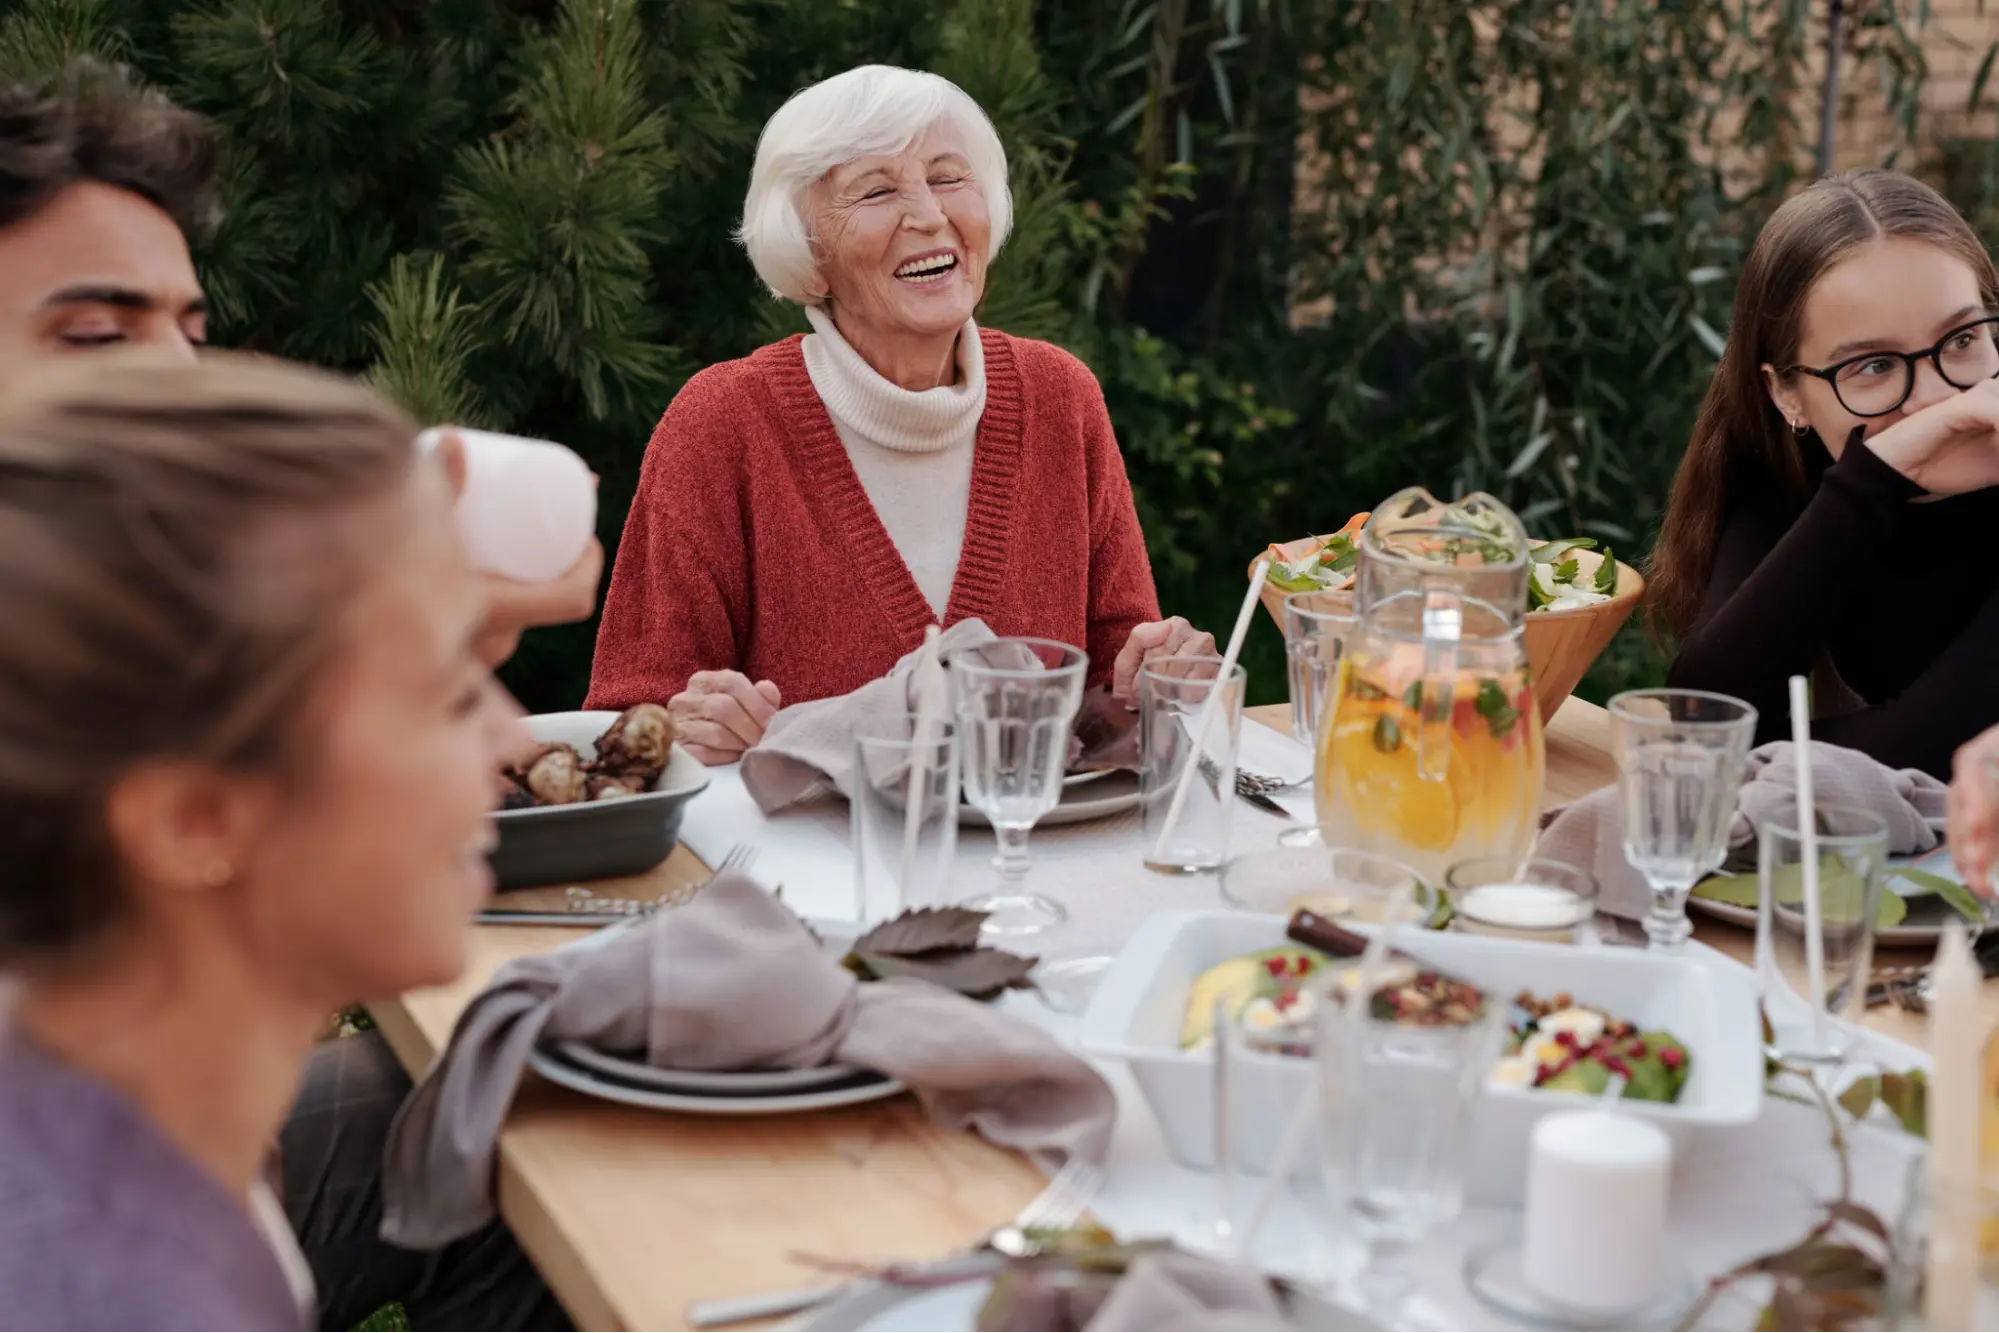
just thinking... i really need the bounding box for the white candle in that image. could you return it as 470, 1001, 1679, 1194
1522, 1108, 1672, 1317
418, 427, 597, 583
1926, 919, 1982, 1329
1456, 882, 1589, 942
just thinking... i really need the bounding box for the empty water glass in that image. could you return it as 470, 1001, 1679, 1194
949, 637, 1087, 935
1141, 656, 1246, 874
1284, 591, 1355, 748
1608, 689, 1757, 951
1756, 804, 1888, 1064
1319, 976, 1507, 1324
851, 714, 961, 922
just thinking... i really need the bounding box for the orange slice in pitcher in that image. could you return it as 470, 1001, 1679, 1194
1329, 701, 1461, 852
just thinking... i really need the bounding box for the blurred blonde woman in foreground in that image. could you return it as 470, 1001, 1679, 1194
0, 355, 523, 1329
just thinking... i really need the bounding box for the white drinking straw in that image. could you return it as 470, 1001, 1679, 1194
898, 625, 945, 904
1788, 675, 1828, 1051
1149, 560, 1269, 865
1232, 883, 1409, 1261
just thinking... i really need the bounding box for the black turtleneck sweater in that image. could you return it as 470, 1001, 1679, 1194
1665, 430, 1999, 779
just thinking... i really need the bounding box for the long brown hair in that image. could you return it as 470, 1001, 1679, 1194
1646, 169, 1999, 640
0, 353, 418, 966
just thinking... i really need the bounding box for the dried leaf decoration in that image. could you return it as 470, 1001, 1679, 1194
842, 907, 1038, 1000
852, 906, 988, 955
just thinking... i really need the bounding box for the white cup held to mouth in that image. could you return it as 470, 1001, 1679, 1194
416, 427, 597, 583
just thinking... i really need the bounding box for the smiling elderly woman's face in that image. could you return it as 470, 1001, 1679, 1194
807, 124, 991, 343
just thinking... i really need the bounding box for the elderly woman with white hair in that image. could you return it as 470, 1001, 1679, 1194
587, 64, 1214, 762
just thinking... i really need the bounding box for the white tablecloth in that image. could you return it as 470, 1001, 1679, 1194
678, 727, 1930, 1330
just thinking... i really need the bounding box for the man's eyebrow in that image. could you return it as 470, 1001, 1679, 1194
42, 285, 156, 311
40, 285, 207, 314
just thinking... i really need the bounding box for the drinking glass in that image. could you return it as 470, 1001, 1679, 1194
851, 714, 961, 922
1319, 974, 1507, 1324
1141, 656, 1246, 874
949, 637, 1087, 935
1285, 591, 1355, 748
1444, 856, 1598, 944
1220, 837, 1434, 924
1608, 689, 1757, 951
1755, 804, 1888, 1064
1211, 985, 1321, 1246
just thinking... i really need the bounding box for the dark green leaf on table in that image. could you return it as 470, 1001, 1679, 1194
1894, 868, 1986, 923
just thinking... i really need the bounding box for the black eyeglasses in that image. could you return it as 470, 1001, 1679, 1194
1782, 315, 1999, 418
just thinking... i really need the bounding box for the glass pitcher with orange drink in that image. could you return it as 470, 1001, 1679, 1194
1313, 489, 1545, 884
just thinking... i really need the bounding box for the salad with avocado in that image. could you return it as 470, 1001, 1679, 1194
1262, 515, 1621, 612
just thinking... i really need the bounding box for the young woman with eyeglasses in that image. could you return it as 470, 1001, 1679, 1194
1647, 169, 1999, 778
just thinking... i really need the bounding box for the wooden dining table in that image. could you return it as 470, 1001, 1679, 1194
368, 697, 1952, 1330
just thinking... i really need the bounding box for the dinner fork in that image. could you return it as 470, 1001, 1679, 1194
682, 1157, 1105, 1328
477, 845, 758, 926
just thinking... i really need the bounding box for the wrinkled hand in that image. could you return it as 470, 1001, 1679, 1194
473, 537, 606, 667
1112, 617, 1219, 701
670, 670, 783, 765
1866, 377, 1999, 497
1948, 723, 1999, 898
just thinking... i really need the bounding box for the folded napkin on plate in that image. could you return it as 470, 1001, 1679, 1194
740, 618, 999, 812
1535, 739, 1947, 919
1086, 1252, 1298, 1331
973, 1249, 1299, 1332
378, 873, 1115, 1248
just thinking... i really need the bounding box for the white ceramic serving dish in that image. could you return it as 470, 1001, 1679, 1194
1079, 910, 1764, 1206
490, 711, 710, 890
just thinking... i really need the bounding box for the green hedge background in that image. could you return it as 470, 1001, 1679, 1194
5, 0, 1997, 711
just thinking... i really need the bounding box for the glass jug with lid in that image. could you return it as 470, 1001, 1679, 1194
1313, 488, 1546, 883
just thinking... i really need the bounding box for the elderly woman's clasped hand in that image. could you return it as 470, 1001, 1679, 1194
1948, 722, 1999, 897
1111, 617, 1218, 701
669, 671, 784, 765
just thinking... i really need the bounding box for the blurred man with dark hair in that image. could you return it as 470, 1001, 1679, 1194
0, 63, 568, 1332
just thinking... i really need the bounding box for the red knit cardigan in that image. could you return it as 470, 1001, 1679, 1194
584, 328, 1162, 711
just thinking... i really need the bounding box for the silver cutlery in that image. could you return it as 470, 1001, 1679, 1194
683, 1157, 1103, 1328
1233, 773, 1293, 818
477, 845, 757, 927
1237, 767, 1307, 796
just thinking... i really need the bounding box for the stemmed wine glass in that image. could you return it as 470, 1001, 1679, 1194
1608, 688, 1758, 951
949, 638, 1087, 936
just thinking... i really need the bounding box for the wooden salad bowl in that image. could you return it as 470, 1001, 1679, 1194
1249, 536, 1645, 725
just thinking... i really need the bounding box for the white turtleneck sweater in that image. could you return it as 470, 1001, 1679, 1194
801, 306, 986, 616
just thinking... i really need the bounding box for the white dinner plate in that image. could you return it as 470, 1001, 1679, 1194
960, 770, 1141, 829
795, 1260, 1373, 1331
528, 1045, 905, 1116
548, 1040, 867, 1096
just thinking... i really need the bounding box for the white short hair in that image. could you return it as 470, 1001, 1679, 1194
737, 65, 1013, 305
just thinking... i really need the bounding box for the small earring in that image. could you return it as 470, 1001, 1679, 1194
201, 859, 234, 889
1791, 420, 1809, 437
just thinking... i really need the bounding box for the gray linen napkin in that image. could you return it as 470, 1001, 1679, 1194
1535, 739, 1948, 919
971, 1255, 1311, 1333
377, 873, 1115, 1248
740, 618, 999, 812
1085, 1252, 1297, 1331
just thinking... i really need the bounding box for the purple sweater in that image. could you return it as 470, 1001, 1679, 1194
0, 1031, 307, 1331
